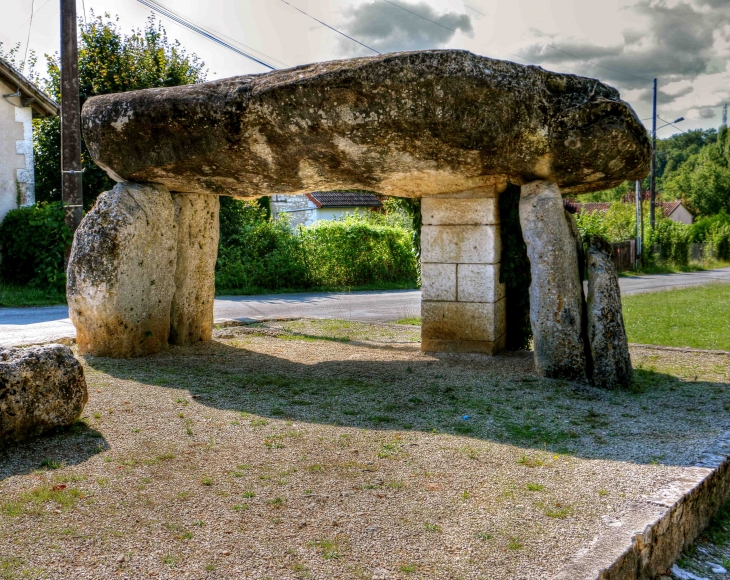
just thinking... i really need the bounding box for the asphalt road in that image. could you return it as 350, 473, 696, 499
1, 267, 729, 348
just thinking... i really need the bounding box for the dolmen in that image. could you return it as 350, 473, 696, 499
71, 49, 650, 388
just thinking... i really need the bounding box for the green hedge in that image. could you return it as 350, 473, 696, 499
215, 199, 418, 293
0, 201, 71, 290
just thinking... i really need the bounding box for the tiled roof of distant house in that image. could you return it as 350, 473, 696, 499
306, 191, 383, 208
563, 197, 687, 219
661, 200, 683, 217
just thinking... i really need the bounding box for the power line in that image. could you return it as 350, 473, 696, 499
657, 115, 687, 134
278, 0, 380, 55
135, 0, 279, 70
22, 0, 35, 74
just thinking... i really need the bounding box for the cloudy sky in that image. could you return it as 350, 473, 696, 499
2, 0, 729, 136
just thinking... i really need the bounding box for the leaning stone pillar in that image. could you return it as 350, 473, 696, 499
519, 181, 587, 380
169, 193, 220, 346
420, 187, 506, 354
585, 236, 633, 389
67, 182, 177, 358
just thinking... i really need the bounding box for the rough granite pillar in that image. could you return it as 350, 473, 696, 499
67, 182, 177, 358
519, 181, 587, 380
420, 186, 506, 354
169, 193, 220, 346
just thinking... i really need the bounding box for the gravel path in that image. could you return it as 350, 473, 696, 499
1, 320, 728, 579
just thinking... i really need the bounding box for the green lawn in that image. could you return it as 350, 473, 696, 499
0, 284, 67, 308
622, 283, 730, 351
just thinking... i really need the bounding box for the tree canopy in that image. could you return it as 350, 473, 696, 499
34, 13, 207, 206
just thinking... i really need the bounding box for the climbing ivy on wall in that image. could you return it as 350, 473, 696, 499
499, 184, 533, 350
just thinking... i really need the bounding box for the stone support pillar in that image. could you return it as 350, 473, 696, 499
67, 182, 178, 358
169, 193, 220, 346
420, 187, 505, 354
519, 181, 588, 380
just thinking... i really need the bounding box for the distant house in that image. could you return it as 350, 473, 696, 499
0, 58, 58, 221
564, 193, 694, 225
270, 191, 383, 229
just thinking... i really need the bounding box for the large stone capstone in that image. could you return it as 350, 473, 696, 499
0, 345, 87, 444
81, 50, 650, 199
585, 236, 633, 389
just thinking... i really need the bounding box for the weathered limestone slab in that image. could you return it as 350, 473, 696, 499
0, 345, 87, 444
421, 299, 506, 354
67, 182, 177, 358
457, 264, 505, 303
421, 189, 506, 354
420, 263, 456, 302
420, 225, 501, 264
82, 50, 651, 199
586, 235, 633, 389
421, 197, 499, 226
170, 193, 220, 346
520, 181, 587, 381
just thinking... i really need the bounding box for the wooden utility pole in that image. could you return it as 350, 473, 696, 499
649, 78, 657, 229
60, 0, 83, 233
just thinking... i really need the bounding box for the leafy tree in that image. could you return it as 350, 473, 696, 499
664, 127, 730, 216
34, 12, 207, 206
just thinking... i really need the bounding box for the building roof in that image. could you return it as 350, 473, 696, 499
564, 198, 687, 219
306, 191, 382, 208
0, 57, 59, 118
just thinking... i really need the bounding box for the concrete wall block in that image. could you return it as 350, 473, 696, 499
457, 263, 505, 303
421, 197, 499, 225
421, 263, 457, 301
421, 225, 500, 264
422, 301, 502, 342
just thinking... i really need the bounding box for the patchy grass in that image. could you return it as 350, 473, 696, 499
0, 284, 66, 307
623, 283, 730, 350
1, 319, 728, 579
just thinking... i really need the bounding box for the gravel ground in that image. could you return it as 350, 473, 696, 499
1, 319, 729, 580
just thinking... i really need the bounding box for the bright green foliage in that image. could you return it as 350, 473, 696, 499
0, 202, 71, 290
663, 127, 730, 216
216, 201, 308, 292
34, 12, 207, 206
300, 215, 417, 288
574, 202, 639, 243
646, 219, 691, 266
215, 199, 418, 293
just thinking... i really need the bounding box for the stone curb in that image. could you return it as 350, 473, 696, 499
551, 431, 730, 580
629, 343, 730, 356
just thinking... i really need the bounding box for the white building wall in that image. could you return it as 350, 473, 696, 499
271, 194, 371, 229
0, 78, 34, 222
668, 205, 693, 225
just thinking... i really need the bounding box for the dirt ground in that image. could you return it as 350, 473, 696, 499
1, 319, 729, 580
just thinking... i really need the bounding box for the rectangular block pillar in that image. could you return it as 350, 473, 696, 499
420, 187, 506, 354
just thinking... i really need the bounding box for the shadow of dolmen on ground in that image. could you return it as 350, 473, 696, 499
3, 333, 727, 481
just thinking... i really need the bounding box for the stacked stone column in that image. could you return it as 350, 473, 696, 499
420, 187, 506, 354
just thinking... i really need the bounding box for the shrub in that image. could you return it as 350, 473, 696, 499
299, 215, 418, 288
215, 199, 418, 292
215, 200, 307, 292
646, 219, 691, 266
0, 202, 71, 290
